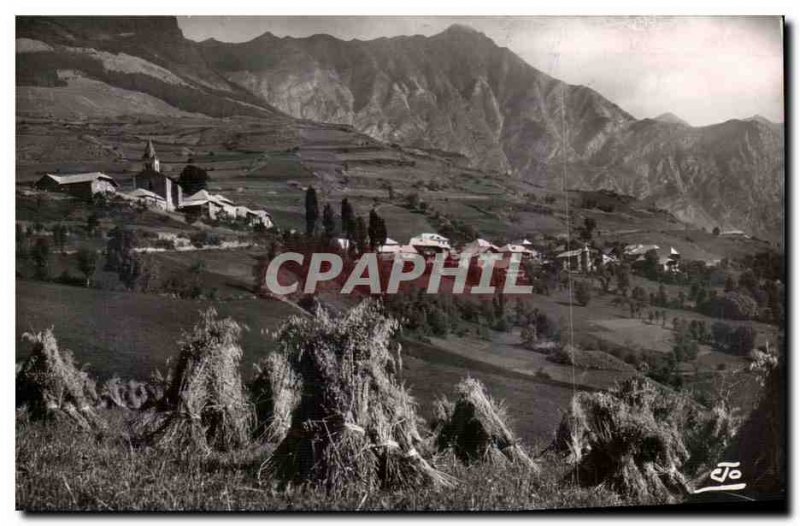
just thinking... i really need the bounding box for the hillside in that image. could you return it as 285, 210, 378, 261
15, 16, 784, 241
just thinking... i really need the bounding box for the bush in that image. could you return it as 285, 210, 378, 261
574, 281, 591, 306
705, 292, 759, 320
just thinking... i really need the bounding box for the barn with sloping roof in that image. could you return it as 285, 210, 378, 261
35, 172, 118, 200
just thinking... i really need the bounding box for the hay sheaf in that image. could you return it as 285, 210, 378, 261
552, 377, 738, 503
16, 329, 103, 431
261, 300, 454, 492
434, 378, 536, 469
250, 352, 301, 444
140, 308, 253, 453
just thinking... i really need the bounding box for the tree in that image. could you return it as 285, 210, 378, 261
76, 246, 98, 287
712, 226, 721, 236
657, 284, 668, 306
580, 217, 597, 241
643, 249, 660, 279
52, 223, 67, 254
86, 212, 99, 236
724, 274, 736, 293
340, 198, 356, 240
616, 263, 631, 296
178, 165, 210, 195
354, 216, 368, 253
574, 281, 591, 306
673, 323, 699, 362
322, 203, 336, 239
31, 237, 50, 280
368, 208, 387, 250
738, 269, 758, 292
305, 186, 319, 236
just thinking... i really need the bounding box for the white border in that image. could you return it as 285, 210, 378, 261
4, 1, 797, 525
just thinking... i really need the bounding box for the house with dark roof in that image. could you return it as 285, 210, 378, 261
35, 172, 118, 200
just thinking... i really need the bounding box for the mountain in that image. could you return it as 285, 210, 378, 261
15, 17, 784, 241
197, 24, 636, 177
653, 112, 690, 126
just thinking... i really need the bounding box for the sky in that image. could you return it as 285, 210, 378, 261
178, 16, 784, 126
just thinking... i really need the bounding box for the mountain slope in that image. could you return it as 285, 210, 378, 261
198, 25, 636, 177
15, 17, 784, 241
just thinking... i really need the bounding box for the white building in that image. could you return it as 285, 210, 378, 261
409, 233, 451, 253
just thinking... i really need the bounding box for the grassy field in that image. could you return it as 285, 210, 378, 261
16, 411, 629, 511
16, 279, 575, 445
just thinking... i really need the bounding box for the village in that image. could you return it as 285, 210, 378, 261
29, 139, 694, 295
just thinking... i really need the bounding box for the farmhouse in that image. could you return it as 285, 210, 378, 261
124, 188, 168, 210
35, 172, 118, 199
461, 238, 499, 257
498, 243, 538, 260
409, 233, 451, 255
233, 206, 269, 227
556, 245, 596, 272
178, 190, 224, 220
133, 140, 183, 211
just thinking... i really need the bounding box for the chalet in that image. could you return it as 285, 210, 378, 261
35, 172, 118, 199
660, 246, 681, 273
623, 243, 661, 259
461, 238, 499, 257
179, 190, 224, 220
409, 233, 451, 255
556, 245, 596, 272
132, 140, 183, 211
124, 188, 168, 210
498, 243, 538, 260
245, 209, 273, 229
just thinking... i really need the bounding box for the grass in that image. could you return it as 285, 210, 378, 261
15, 280, 292, 381
16, 410, 628, 511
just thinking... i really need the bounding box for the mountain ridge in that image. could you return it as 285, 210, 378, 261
15, 17, 784, 241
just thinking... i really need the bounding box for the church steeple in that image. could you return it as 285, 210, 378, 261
143, 139, 160, 173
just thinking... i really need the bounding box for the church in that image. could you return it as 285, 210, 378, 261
132, 140, 182, 211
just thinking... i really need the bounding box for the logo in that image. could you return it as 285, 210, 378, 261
693, 462, 746, 494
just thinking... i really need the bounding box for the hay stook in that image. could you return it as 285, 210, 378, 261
551, 377, 737, 503
16, 329, 103, 431
261, 300, 454, 492
140, 308, 253, 454
434, 377, 536, 469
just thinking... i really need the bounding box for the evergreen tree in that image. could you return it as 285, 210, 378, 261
368, 208, 387, 249
322, 203, 336, 238
31, 237, 51, 280
354, 216, 368, 253
340, 198, 356, 240
305, 186, 319, 236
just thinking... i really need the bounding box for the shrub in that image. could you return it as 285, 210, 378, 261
574, 281, 591, 306
705, 292, 759, 320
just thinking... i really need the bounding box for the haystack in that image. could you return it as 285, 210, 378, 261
261, 300, 454, 491
141, 308, 253, 453
16, 329, 103, 431
553, 378, 693, 502
250, 351, 301, 443
434, 378, 535, 468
